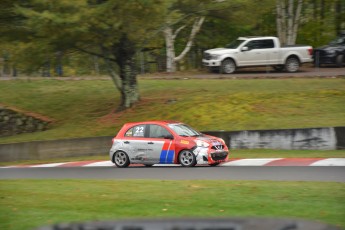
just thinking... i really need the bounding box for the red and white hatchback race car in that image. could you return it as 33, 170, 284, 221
109, 121, 229, 167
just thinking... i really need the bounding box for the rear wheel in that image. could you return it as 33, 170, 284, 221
285, 57, 300, 72
221, 58, 236, 74
113, 151, 130, 168
179, 150, 197, 167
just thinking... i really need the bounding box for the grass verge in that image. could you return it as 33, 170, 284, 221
0, 78, 344, 143
0, 180, 344, 230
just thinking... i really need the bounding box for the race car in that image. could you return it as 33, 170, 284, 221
109, 121, 229, 167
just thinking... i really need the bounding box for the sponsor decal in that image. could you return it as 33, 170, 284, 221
180, 140, 189, 145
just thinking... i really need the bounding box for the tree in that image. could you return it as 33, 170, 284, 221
163, 0, 232, 73
15, 0, 167, 110
276, 0, 303, 45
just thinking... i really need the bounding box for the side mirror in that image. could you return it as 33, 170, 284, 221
241, 46, 249, 52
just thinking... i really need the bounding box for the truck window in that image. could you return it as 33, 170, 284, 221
225, 39, 245, 49
246, 39, 274, 49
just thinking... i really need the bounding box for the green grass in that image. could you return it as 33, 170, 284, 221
0, 78, 344, 144
0, 180, 344, 230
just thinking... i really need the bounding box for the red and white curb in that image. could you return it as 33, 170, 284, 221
1, 158, 345, 168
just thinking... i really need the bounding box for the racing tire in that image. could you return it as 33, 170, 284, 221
221, 58, 236, 74
179, 150, 197, 167
336, 54, 344, 67
113, 151, 130, 168
209, 163, 220, 167
285, 57, 300, 73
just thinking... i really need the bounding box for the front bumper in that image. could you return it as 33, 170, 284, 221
210, 151, 228, 161
202, 59, 221, 67
193, 147, 229, 164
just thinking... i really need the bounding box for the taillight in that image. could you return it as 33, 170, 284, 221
308, 48, 313, 56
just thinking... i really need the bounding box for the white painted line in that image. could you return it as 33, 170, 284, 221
31, 163, 66, 168
221, 158, 282, 166
0, 166, 16, 169
83, 161, 114, 167
310, 158, 345, 166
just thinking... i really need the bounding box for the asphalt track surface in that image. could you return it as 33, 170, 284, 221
1, 166, 345, 182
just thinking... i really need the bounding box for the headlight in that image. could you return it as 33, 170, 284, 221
196, 140, 209, 148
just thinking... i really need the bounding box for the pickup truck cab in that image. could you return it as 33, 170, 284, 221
202, 36, 313, 74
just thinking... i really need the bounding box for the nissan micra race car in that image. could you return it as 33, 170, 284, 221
109, 121, 229, 167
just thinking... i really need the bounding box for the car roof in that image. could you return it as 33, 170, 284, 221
124, 120, 182, 126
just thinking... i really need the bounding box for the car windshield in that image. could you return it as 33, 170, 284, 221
168, 124, 201, 137
225, 39, 245, 49
329, 37, 345, 45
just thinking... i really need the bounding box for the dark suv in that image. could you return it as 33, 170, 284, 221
313, 34, 345, 67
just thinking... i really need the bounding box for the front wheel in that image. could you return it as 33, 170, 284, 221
285, 57, 300, 73
336, 54, 344, 67
221, 59, 236, 74
113, 151, 130, 168
179, 150, 197, 167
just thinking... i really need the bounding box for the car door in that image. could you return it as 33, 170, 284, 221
237, 39, 277, 66
122, 124, 151, 162
147, 124, 175, 164
259, 39, 279, 65
237, 40, 264, 66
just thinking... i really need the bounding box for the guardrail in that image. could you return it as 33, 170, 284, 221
0, 127, 344, 162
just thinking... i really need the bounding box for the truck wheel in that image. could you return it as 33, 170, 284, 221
221, 59, 236, 74
285, 57, 300, 72
336, 54, 344, 67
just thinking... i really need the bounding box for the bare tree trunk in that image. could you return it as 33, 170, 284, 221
110, 35, 140, 111
164, 26, 176, 73
276, 0, 303, 45
164, 16, 205, 73
174, 17, 205, 62
291, 0, 303, 44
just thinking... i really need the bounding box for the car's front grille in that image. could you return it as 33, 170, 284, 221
211, 145, 224, 150
211, 151, 228, 161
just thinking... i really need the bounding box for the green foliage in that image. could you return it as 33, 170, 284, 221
1, 0, 344, 75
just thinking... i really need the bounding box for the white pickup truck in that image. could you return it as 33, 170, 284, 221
202, 36, 313, 74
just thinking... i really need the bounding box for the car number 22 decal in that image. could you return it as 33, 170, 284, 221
133, 125, 145, 137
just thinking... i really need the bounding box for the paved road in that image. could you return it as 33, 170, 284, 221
1, 166, 344, 182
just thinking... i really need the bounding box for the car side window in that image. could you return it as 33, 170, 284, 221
149, 125, 172, 139
125, 125, 146, 137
